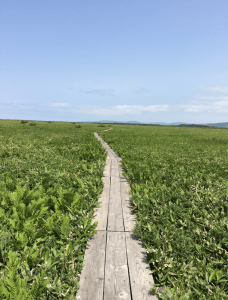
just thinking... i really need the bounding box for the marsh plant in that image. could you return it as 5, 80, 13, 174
100, 125, 228, 299
0, 121, 106, 299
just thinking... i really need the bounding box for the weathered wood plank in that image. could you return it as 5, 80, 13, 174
117, 162, 136, 232
94, 132, 100, 140
125, 232, 158, 300
103, 156, 111, 177
110, 163, 119, 178
107, 176, 124, 231
104, 232, 131, 300
106, 145, 118, 158
111, 158, 119, 168
93, 175, 110, 230
76, 231, 106, 300
108, 150, 116, 158
121, 178, 136, 232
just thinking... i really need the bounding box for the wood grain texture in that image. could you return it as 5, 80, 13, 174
104, 232, 131, 300
110, 163, 119, 178
76, 231, 106, 300
92, 154, 111, 230
125, 232, 158, 300
120, 177, 136, 232
93, 175, 110, 230
103, 157, 111, 177
117, 162, 136, 232
107, 176, 124, 231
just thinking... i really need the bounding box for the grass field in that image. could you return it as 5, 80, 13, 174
1, 121, 228, 299
0, 120, 107, 299
100, 125, 228, 300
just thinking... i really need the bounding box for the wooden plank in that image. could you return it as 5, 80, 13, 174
94, 132, 100, 139
94, 132, 112, 154
107, 176, 124, 231
76, 231, 106, 300
93, 176, 110, 230
125, 232, 158, 300
92, 154, 110, 230
103, 156, 111, 177
104, 232, 131, 300
103, 142, 110, 151
120, 177, 136, 232
110, 164, 119, 178
94, 132, 120, 161
117, 160, 136, 232
111, 158, 119, 168
107, 149, 116, 158
105, 144, 117, 158
110, 175, 120, 194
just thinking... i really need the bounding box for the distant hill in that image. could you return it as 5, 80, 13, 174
97, 120, 228, 128
99, 120, 141, 124
99, 120, 119, 123
206, 122, 228, 128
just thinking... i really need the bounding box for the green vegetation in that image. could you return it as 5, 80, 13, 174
100, 125, 228, 299
0, 120, 106, 299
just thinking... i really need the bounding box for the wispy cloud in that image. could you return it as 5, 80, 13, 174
187, 86, 228, 112
195, 86, 228, 101
180, 100, 228, 113
0, 101, 37, 111
196, 96, 228, 100
206, 86, 228, 93
79, 88, 116, 97
0, 101, 73, 115
46, 103, 72, 107
2, 92, 228, 120
78, 105, 169, 115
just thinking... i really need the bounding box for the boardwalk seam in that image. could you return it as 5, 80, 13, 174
125, 233, 133, 300
103, 158, 110, 300
106, 159, 111, 231
103, 231, 108, 300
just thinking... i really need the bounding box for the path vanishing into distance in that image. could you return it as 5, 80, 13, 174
76, 132, 158, 300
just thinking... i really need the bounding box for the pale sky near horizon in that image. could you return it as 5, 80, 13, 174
1, 0, 228, 123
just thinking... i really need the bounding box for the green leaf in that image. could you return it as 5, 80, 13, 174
205, 272, 209, 283
209, 270, 216, 283
202, 257, 206, 267
66, 241, 73, 256
45, 249, 49, 263
216, 270, 223, 281
83, 217, 88, 229
170, 213, 174, 223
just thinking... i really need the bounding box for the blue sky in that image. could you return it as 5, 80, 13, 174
1, 0, 228, 123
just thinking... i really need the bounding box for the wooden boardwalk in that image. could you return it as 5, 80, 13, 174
76, 133, 158, 300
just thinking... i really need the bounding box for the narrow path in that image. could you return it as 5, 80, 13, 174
76, 133, 157, 300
